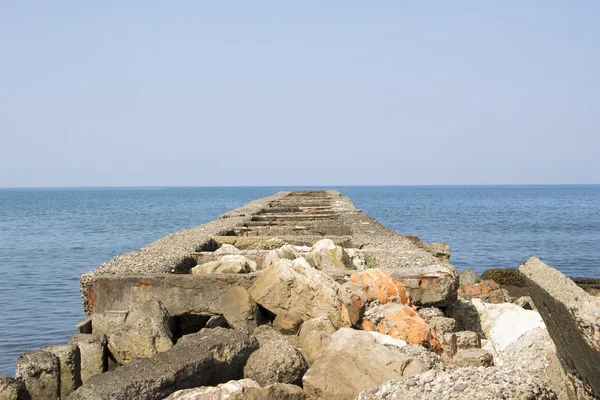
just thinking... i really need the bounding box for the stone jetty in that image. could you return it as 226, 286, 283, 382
1, 190, 599, 400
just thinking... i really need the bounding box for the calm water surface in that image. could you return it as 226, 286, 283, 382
1, 186, 599, 375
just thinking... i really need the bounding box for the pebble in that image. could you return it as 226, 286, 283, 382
453, 383, 468, 392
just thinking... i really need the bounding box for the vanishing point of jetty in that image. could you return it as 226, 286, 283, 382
1, 190, 599, 400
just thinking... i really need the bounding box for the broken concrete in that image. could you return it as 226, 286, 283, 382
42, 343, 82, 398
520, 257, 600, 399
15, 350, 59, 400
67, 334, 107, 383
67, 328, 258, 400
0, 375, 28, 400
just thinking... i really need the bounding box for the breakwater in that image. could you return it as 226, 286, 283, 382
1, 190, 599, 400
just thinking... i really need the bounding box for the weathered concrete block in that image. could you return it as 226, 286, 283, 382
67, 327, 258, 400
86, 274, 260, 332
42, 343, 82, 398
520, 257, 600, 399
451, 348, 494, 368
388, 265, 458, 307
68, 334, 107, 383
15, 350, 59, 400
0, 375, 28, 400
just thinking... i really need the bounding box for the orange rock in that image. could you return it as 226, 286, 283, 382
458, 280, 505, 303
349, 269, 410, 305
363, 303, 441, 354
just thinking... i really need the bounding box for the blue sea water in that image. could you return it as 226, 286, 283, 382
1, 186, 599, 376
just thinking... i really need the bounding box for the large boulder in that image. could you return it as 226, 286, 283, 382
243, 339, 308, 386
15, 350, 60, 400
302, 328, 441, 400
459, 269, 481, 287
68, 328, 258, 400
348, 269, 410, 305
307, 239, 353, 270
248, 258, 340, 326
298, 316, 337, 363
482, 268, 527, 287
164, 379, 309, 400
214, 244, 242, 255
520, 257, 600, 399
191, 255, 257, 274
357, 366, 558, 400
102, 300, 173, 365
362, 303, 441, 354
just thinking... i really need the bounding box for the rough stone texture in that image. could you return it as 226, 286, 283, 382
191, 255, 257, 274
214, 244, 242, 255
451, 348, 494, 367
363, 303, 441, 354
459, 268, 482, 287
307, 239, 353, 270
427, 316, 456, 338
337, 281, 367, 328
0, 375, 28, 400
67, 328, 258, 400
272, 311, 304, 334
86, 274, 260, 332
248, 258, 340, 326
262, 245, 301, 270
348, 269, 410, 305
42, 343, 82, 398
302, 328, 441, 400
482, 267, 527, 287
67, 334, 107, 383
442, 331, 481, 357
404, 236, 451, 263
298, 315, 336, 343
300, 330, 332, 364
104, 300, 174, 365
458, 280, 507, 303
15, 350, 59, 400
243, 338, 308, 386
164, 379, 309, 400
520, 257, 600, 399
357, 366, 558, 400
416, 307, 444, 321
514, 295, 537, 310
387, 266, 458, 307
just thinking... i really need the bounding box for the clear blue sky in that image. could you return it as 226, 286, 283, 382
1, 2, 598, 187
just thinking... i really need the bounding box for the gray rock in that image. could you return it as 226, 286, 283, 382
459, 269, 482, 287
191, 255, 257, 274
307, 239, 353, 270
0, 375, 28, 400
427, 316, 456, 338
262, 245, 301, 270
298, 315, 336, 343
42, 343, 82, 398
244, 339, 308, 386
416, 307, 444, 322
302, 328, 441, 400
15, 350, 59, 400
357, 366, 558, 400
68, 327, 258, 400
67, 334, 107, 383
105, 300, 173, 365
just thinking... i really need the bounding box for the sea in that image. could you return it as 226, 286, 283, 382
1, 185, 599, 376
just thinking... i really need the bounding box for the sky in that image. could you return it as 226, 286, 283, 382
0, 1, 598, 187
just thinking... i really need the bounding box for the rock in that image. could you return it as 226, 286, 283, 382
244, 339, 308, 386
482, 268, 527, 287
211, 286, 261, 332
459, 269, 481, 287
471, 299, 545, 351
337, 282, 367, 328
272, 311, 304, 334
0, 375, 28, 400
520, 257, 600, 399
248, 258, 340, 326
191, 255, 257, 274
446, 298, 482, 333
105, 300, 173, 365
42, 343, 82, 398
214, 244, 242, 255
345, 248, 367, 269
298, 315, 336, 343
451, 348, 494, 367
251, 325, 289, 346
348, 269, 410, 305
164, 379, 309, 400
307, 239, 353, 270
300, 330, 332, 364
357, 366, 558, 400
262, 245, 301, 269
363, 303, 441, 354
416, 307, 444, 321
206, 315, 229, 329
513, 296, 536, 310
302, 328, 441, 400
68, 328, 258, 400
67, 333, 107, 383
418, 242, 451, 264
15, 350, 59, 400
441, 331, 481, 357
457, 280, 507, 303
427, 316, 456, 338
